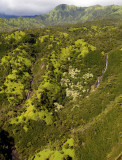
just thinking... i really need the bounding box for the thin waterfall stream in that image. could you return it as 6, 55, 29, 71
26, 77, 34, 99
96, 54, 108, 88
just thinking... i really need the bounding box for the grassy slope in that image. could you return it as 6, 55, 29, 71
74, 95, 121, 160
73, 48, 122, 160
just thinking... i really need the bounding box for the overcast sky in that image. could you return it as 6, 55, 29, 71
0, 0, 122, 16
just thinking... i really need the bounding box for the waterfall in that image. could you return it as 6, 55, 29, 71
104, 54, 108, 73
96, 54, 108, 88
27, 92, 30, 99
26, 79, 33, 99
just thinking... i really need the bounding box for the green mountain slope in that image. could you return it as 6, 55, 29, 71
0, 4, 122, 31
0, 19, 121, 160
36, 4, 122, 25
0, 17, 44, 31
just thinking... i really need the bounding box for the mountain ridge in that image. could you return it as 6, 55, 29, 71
0, 4, 121, 18
0, 4, 122, 31
0, 13, 38, 19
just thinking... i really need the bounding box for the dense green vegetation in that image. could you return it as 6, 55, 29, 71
0, 4, 122, 31
0, 18, 122, 160
0, 17, 44, 31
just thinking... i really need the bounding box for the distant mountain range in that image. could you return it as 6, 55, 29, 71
0, 4, 122, 31
0, 13, 37, 19
0, 13, 18, 19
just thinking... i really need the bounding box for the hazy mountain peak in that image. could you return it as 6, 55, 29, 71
55, 4, 77, 11
55, 4, 68, 10
94, 4, 102, 7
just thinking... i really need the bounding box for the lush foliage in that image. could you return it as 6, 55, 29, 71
0, 19, 122, 160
